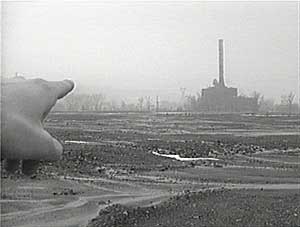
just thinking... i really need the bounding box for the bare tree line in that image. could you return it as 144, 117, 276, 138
54, 91, 298, 114
252, 92, 297, 115
57, 93, 106, 111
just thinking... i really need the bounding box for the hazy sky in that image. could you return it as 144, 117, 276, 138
2, 1, 299, 103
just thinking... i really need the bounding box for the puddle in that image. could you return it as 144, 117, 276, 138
64, 140, 135, 146
242, 114, 296, 117
223, 165, 280, 170
17, 186, 45, 190
152, 151, 219, 161
65, 140, 101, 145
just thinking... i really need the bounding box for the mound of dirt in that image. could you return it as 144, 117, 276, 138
87, 189, 300, 227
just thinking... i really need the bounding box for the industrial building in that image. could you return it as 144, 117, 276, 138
200, 39, 258, 113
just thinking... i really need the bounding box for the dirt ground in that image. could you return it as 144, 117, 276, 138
1, 112, 300, 227
87, 189, 300, 227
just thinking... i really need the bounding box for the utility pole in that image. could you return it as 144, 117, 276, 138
156, 96, 159, 112
146, 96, 151, 112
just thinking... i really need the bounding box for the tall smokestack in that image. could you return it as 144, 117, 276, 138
218, 39, 225, 86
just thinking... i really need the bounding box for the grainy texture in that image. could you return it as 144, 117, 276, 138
1, 113, 299, 227
87, 189, 300, 227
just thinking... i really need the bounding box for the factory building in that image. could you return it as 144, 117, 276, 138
200, 39, 258, 113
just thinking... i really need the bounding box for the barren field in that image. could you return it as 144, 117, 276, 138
1, 112, 300, 227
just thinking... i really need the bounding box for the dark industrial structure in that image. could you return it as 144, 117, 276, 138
200, 39, 258, 113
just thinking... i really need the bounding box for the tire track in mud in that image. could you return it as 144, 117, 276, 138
2, 149, 299, 227
0, 175, 169, 227
2, 172, 299, 227
2, 193, 170, 227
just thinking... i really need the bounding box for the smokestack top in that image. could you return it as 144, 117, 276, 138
218, 39, 225, 87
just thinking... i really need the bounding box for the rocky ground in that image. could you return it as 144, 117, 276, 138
1, 112, 300, 227
88, 189, 300, 227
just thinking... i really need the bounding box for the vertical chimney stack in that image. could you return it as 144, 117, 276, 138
218, 39, 225, 86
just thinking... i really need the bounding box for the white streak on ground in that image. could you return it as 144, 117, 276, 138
152, 151, 219, 161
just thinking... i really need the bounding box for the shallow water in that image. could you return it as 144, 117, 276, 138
152, 151, 219, 161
